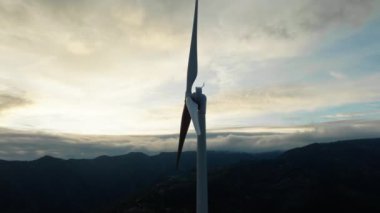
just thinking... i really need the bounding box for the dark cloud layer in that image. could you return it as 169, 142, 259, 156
0, 120, 379, 161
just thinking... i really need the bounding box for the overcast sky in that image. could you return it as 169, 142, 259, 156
0, 0, 380, 159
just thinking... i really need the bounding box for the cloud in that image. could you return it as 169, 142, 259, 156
1, 0, 376, 67
0, 119, 379, 160
0, 94, 30, 114
208, 73, 380, 121
295, 0, 375, 31
329, 71, 346, 80
205, 120, 380, 153
0, 0, 379, 134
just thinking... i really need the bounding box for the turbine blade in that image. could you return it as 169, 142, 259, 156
186, 0, 198, 96
176, 103, 191, 169
186, 97, 201, 135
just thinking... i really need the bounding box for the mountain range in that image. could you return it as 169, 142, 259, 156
1, 138, 380, 212
0, 150, 277, 213
115, 138, 380, 213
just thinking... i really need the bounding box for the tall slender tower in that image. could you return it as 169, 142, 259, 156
176, 1, 208, 212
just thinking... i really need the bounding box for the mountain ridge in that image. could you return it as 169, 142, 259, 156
115, 138, 380, 213
1, 138, 379, 212
0, 150, 273, 213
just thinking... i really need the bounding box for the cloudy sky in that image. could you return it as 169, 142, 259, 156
1, 0, 380, 160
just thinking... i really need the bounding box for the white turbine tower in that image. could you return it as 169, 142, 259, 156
176, 0, 208, 213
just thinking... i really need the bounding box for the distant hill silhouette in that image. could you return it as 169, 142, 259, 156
1, 138, 379, 213
0, 151, 274, 213
114, 138, 380, 213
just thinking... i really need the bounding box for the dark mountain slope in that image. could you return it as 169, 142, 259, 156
0, 151, 272, 213
117, 138, 380, 213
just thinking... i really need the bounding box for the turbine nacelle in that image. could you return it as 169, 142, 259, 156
186, 86, 207, 136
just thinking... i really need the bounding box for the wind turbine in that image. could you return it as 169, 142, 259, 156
176, 0, 208, 213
